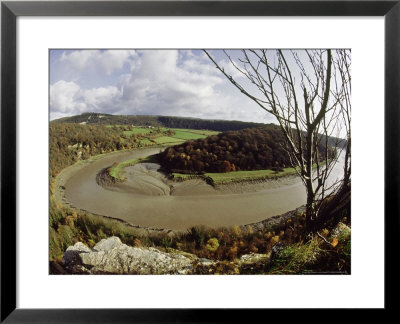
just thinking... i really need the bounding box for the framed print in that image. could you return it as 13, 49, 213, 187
1, 0, 399, 322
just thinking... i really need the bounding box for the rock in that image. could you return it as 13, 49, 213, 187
269, 242, 285, 262
198, 258, 213, 266
93, 236, 122, 252
62, 237, 195, 274
331, 222, 351, 240
62, 242, 91, 270
240, 253, 270, 264
239, 253, 270, 274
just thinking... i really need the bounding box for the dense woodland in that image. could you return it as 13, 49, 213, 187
158, 126, 331, 174
52, 112, 266, 132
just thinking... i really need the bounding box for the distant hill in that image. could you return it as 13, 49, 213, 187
51, 113, 267, 132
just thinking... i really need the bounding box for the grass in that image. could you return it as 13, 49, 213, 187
108, 158, 141, 180
153, 136, 185, 144
123, 128, 154, 136
108, 154, 158, 180
179, 129, 219, 136
205, 167, 298, 185
171, 167, 298, 185
268, 237, 324, 274
105, 126, 219, 147
139, 138, 154, 145
169, 129, 207, 140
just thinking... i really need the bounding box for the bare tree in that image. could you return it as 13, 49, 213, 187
204, 49, 351, 229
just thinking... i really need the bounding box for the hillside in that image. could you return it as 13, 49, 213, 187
157, 126, 291, 174
51, 113, 267, 132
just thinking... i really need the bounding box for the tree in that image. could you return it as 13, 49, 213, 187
204, 49, 351, 229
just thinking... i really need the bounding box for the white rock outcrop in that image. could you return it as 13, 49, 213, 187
62, 237, 194, 274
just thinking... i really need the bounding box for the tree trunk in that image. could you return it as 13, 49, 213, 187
305, 187, 316, 230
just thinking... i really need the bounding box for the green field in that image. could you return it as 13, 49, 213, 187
172, 167, 298, 185
169, 128, 219, 140
106, 125, 218, 145
139, 138, 153, 145
205, 168, 298, 185
179, 129, 219, 136
122, 128, 154, 136
153, 136, 186, 144
170, 129, 206, 140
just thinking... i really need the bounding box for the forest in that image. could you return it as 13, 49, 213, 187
157, 125, 331, 174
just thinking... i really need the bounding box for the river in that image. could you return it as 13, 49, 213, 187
63, 147, 346, 230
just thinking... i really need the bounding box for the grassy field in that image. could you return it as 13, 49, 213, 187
153, 136, 186, 145
139, 138, 153, 145
106, 125, 218, 144
180, 129, 219, 136
171, 128, 219, 139
172, 167, 299, 185
122, 128, 154, 136
206, 167, 298, 185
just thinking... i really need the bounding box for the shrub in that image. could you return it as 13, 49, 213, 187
206, 238, 220, 252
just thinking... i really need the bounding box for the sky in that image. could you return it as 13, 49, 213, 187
49, 49, 278, 123
49, 49, 350, 140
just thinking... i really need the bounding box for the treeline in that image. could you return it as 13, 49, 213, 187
52, 113, 267, 132
156, 116, 266, 132
49, 123, 163, 177
158, 126, 295, 174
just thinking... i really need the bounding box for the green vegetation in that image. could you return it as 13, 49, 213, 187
108, 155, 158, 181
171, 167, 298, 185
268, 223, 351, 274
205, 167, 298, 185
108, 158, 140, 180
153, 136, 186, 145
122, 127, 154, 135
175, 129, 219, 136
170, 129, 207, 140
139, 138, 153, 145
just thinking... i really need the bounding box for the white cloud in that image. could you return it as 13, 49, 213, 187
50, 80, 122, 119
50, 80, 84, 113
60, 49, 137, 75
50, 49, 276, 123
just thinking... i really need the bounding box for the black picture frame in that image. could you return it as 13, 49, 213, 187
1, 0, 399, 322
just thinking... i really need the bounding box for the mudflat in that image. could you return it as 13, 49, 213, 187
59, 147, 344, 230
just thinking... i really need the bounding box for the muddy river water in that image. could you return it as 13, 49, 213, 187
63, 147, 345, 230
